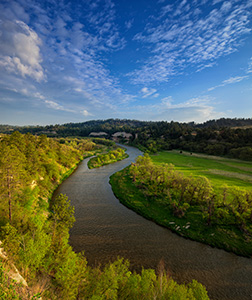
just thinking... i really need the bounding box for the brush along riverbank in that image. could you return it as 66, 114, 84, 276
88, 147, 128, 169
110, 154, 252, 257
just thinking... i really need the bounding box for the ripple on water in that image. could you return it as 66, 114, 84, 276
53, 145, 252, 300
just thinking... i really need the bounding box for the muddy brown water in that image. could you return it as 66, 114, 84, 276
53, 145, 252, 300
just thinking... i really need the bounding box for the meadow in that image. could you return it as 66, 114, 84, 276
110, 151, 252, 257
151, 150, 252, 191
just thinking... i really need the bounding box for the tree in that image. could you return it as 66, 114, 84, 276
1, 223, 20, 262
0, 143, 26, 222
50, 194, 75, 242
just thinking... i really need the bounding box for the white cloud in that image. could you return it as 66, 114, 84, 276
82, 109, 93, 116
222, 76, 248, 85
160, 4, 173, 17
161, 96, 173, 107
129, 0, 252, 84
247, 57, 252, 74
160, 95, 212, 109
196, 61, 216, 72
220, 1, 232, 13
212, 0, 223, 5
125, 19, 134, 30
174, 0, 189, 16
84, 0, 125, 51
155, 96, 221, 123
0, 19, 45, 82
0, 0, 134, 121
208, 75, 249, 91
126, 95, 221, 123
141, 87, 158, 98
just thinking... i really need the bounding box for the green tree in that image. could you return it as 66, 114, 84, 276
1, 223, 20, 262
0, 144, 26, 222
50, 194, 75, 242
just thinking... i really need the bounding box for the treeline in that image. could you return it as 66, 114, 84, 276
0, 119, 147, 137
130, 122, 252, 161
1, 117, 252, 136
1, 256, 209, 300
0, 132, 209, 299
1, 118, 252, 161
0, 132, 97, 221
128, 154, 252, 255
88, 148, 128, 169
197, 118, 252, 128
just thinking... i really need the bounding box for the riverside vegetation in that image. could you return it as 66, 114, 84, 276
110, 152, 252, 257
88, 147, 128, 169
0, 132, 209, 299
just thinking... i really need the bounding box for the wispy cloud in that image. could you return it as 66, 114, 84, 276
85, 0, 126, 51
124, 95, 221, 123
247, 57, 252, 74
0, 0, 133, 119
141, 87, 158, 98
156, 96, 222, 122
0, 0, 251, 124
44, 100, 75, 113
125, 19, 134, 30
129, 0, 252, 84
208, 75, 249, 91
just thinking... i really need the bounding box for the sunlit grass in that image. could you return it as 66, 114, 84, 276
110, 166, 252, 257
151, 150, 252, 191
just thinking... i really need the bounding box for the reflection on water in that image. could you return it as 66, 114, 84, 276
53, 145, 252, 300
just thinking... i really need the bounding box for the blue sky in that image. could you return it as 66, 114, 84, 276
0, 0, 251, 125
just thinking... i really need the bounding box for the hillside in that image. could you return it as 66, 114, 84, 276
1, 118, 252, 162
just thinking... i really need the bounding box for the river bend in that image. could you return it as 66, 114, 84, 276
53, 145, 252, 300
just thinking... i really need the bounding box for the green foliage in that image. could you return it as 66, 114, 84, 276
0, 132, 210, 299
0, 262, 22, 300
110, 153, 252, 257
50, 244, 87, 300
1, 223, 20, 262
88, 148, 128, 169
50, 194, 75, 234
19, 227, 51, 276
229, 147, 252, 161
85, 258, 132, 299
0, 133, 90, 296
81, 258, 209, 300
2, 117, 252, 161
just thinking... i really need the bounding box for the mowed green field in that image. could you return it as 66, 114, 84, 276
150, 150, 252, 191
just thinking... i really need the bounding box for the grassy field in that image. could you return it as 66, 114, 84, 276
110, 150, 252, 257
150, 150, 252, 191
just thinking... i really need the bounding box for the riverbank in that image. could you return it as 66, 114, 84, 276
55, 144, 252, 300
110, 166, 252, 257
88, 147, 128, 169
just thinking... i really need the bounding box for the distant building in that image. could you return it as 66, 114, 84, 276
89, 132, 108, 137
112, 132, 133, 142
40, 130, 57, 135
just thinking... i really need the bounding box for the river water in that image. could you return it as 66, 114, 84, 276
53, 145, 252, 300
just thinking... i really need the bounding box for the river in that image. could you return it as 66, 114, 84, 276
53, 145, 252, 300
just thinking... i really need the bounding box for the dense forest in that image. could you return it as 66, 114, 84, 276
1, 117, 252, 161
0, 132, 209, 299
